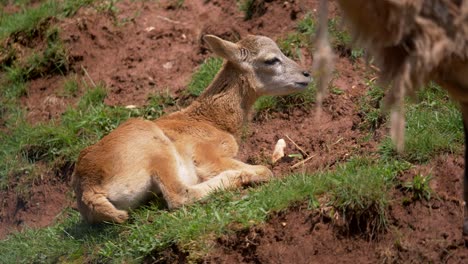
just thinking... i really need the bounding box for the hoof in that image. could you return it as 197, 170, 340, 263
113, 210, 129, 224
115, 211, 128, 224
249, 166, 273, 183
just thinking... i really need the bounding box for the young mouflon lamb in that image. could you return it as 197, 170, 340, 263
72, 34, 311, 224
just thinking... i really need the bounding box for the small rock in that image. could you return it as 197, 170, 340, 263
145, 26, 155, 32
163, 61, 173, 70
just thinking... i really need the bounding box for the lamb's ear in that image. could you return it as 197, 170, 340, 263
203, 35, 241, 63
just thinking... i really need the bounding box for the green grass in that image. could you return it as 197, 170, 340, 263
278, 32, 306, 59
0, 0, 34, 6
297, 12, 316, 36
280, 13, 363, 61
379, 82, 463, 162
359, 79, 386, 130
327, 18, 352, 49
186, 57, 223, 97
0, 0, 93, 40
358, 80, 463, 163
0, 0, 108, 188
276, 13, 316, 60
238, 0, 256, 20
59, 75, 79, 97
402, 173, 433, 201
254, 82, 316, 115
0, 157, 410, 262
0, 0, 94, 120
0, 85, 174, 188
170, 0, 185, 9
327, 158, 410, 236
4, 26, 70, 83
327, 17, 364, 61
0, 1, 60, 40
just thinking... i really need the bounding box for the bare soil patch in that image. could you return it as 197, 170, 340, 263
0, 163, 73, 239
2, 0, 467, 261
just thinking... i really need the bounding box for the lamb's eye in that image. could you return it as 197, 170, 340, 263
264, 57, 280, 65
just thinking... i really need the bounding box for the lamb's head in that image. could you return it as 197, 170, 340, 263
203, 34, 311, 96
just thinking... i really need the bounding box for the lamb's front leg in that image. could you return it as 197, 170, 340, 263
222, 157, 273, 182
188, 158, 273, 199
197, 156, 273, 183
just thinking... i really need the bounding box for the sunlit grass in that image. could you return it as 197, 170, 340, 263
379, 82, 463, 162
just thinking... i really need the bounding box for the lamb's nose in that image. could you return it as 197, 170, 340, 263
302, 71, 311, 77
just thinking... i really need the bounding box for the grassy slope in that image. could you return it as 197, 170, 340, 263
0, 1, 464, 262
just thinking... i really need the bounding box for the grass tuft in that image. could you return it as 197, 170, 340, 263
358, 79, 386, 130
380, 82, 463, 162
254, 82, 316, 115
238, 0, 265, 20
0, 0, 93, 40
186, 57, 223, 97
402, 174, 433, 201
327, 158, 410, 237
4, 26, 70, 83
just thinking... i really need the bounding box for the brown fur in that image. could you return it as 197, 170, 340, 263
314, 0, 468, 233
72, 35, 311, 224
335, 0, 468, 148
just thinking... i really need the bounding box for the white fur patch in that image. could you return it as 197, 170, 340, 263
174, 149, 198, 186
106, 169, 153, 210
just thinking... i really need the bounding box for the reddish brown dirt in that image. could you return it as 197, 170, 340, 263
207, 155, 468, 263
0, 163, 73, 239
2, 0, 468, 262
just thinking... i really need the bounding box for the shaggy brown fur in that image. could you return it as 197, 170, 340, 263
314, 0, 468, 234
338, 0, 468, 149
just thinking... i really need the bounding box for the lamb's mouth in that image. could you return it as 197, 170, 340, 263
295, 82, 309, 88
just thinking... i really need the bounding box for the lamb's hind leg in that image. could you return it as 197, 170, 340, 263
155, 168, 256, 208
151, 150, 273, 209
78, 186, 129, 224
154, 160, 272, 209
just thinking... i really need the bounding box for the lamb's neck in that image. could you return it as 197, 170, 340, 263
183, 63, 258, 135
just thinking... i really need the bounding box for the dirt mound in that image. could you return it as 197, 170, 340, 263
0, 163, 72, 239
206, 155, 468, 263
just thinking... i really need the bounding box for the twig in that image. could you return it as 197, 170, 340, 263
369, 64, 380, 72
81, 65, 96, 88
291, 154, 317, 169
285, 135, 308, 157
156, 15, 184, 25
331, 137, 343, 146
